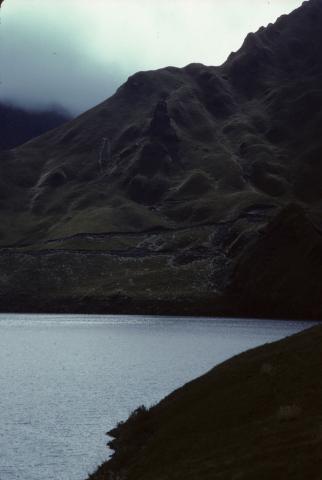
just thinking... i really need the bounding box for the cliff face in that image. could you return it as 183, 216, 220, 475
0, 0, 322, 317
88, 324, 322, 480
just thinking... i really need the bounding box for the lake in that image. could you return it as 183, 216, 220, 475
0, 314, 315, 480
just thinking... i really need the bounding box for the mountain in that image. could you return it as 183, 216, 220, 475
0, 0, 322, 317
0, 102, 71, 150
88, 324, 322, 480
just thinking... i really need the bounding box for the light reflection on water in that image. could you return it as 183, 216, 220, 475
0, 314, 315, 480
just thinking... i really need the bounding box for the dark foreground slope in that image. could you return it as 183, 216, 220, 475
0, 0, 322, 316
89, 324, 322, 480
222, 204, 322, 319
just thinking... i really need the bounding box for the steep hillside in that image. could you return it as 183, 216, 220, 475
224, 204, 322, 319
0, 0, 322, 316
88, 324, 322, 480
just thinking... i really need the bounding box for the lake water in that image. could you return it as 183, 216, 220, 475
0, 314, 315, 480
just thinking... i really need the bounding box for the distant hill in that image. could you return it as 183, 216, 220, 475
88, 324, 322, 480
0, 102, 71, 150
0, 0, 321, 318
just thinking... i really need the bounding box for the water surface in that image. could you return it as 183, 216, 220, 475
0, 314, 315, 480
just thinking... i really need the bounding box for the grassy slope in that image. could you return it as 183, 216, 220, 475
2, 1, 322, 247
222, 204, 322, 320
0, 203, 319, 321
0, 1, 322, 317
89, 324, 322, 480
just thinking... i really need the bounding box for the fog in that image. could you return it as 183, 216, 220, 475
0, 0, 303, 115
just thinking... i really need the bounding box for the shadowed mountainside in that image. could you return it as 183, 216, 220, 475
0, 102, 71, 150
88, 324, 322, 480
0, 0, 322, 317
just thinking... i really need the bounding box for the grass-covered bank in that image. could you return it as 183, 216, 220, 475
88, 324, 322, 479
1, 1, 322, 320
0, 204, 321, 321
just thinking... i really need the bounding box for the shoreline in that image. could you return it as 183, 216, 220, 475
87, 323, 322, 479
0, 297, 320, 321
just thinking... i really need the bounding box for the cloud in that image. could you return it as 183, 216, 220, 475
0, 0, 303, 115
0, 0, 127, 114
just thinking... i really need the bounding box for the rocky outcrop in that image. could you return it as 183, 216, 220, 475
0, 1, 322, 318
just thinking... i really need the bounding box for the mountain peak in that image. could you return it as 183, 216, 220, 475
225, 0, 322, 95
1, 0, 322, 318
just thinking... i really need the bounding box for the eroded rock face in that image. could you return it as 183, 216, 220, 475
1, 1, 322, 317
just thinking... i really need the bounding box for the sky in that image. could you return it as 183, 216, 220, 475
0, 0, 304, 116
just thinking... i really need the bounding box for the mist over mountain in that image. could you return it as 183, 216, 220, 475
0, 102, 71, 150
0, 0, 322, 318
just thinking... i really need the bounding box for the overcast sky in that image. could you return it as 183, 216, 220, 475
0, 0, 303, 116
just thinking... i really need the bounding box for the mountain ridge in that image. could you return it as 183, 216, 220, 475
0, 0, 322, 318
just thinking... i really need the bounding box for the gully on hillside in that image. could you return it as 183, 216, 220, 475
1, 0, 322, 318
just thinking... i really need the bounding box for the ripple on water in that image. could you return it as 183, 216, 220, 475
0, 314, 315, 480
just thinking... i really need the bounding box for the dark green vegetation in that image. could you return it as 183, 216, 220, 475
1, 0, 322, 317
88, 324, 322, 480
